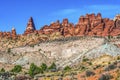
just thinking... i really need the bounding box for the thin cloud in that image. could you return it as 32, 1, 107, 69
86, 5, 120, 18
87, 5, 120, 10
51, 9, 78, 16
49, 5, 120, 22
51, 5, 120, 17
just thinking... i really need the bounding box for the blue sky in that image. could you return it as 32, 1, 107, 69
0, 0, 120, 34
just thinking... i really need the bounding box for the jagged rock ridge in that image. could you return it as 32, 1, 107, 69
39, 13, 120, 37
0, 13, 120, 39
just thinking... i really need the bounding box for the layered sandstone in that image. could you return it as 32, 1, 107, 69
1, 13, 120, 40
24, 17, 36, 35
0, 28, 17, 39
40, 13, 120, 37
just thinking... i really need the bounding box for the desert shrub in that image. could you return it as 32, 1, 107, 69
40, 63, 47, 71
0, 68, 5, 72
0, 72, 11, 79
38, 48, 41, 51
99, 73, 113, 80
116, 72, 120, 80
94, 65, 101, 70
64, 66, 71, 71
81, 66, 86, 71
88, 62, 92, 65
82, 58, 89, 62
104, 64, 116, 71
117, 56, 120, 60
85, 70, 95, 77
7, 48, 11, 53
107, 35, 113, 39
29, 63, 42, 77
11, 65, 22, 73
108, 62, 111, 64
30, 44, 34, 48
48, 62, 56, 70
48, 62, 57, 72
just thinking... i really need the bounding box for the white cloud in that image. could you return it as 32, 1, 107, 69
87, 5, 120, 10
50, 5, 120, 21
51, 9, 78, 16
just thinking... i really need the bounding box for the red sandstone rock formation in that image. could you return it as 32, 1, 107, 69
40, 20, 61, 35
11, 27, 17, 38
39, 13, 120, 37
3, 32, 11, 38
62, 18, 69, 26
1, 13, 120, 39
0, 32, 3, 37
24, 17, 36, 35
102, 20, 114, 36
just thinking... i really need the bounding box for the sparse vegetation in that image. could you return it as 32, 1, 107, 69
88, 62, 92, 65
40, 63, 47, 71
85, 70, 95, 77
48, 62, 56, 71
0, 31, 120, 80
64, 66, 71, 71
99, 73, 113, 80
82, 58, 89, 62
29, 63, 43, 77
38, 48, 42, 51
94, 65, 101, 70
117, 56, 120, 60
30, 44, 34, 48
11, 65, 22, 73
0, 68, 5, 72
7, 48, 11, 53
104, 63, 116, 71
107, 35, 113, 40
80, 66, 86, 71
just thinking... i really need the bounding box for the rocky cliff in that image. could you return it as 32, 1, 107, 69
0, 13, 120, 39
40, 13, 120, 37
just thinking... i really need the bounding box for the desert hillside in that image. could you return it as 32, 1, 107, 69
0, 13, 120, 80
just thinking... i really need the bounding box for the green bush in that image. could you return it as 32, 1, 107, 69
7, 48, 11, 53
88, 62, 92, 65
40, 63, 47, 71
99, 73, 113, 80
29, 63, 42, 77
94, 65, 101, 70
0, 68, 5, 72
48, 62, 57, 72
117, 56, 120, 60
64, 66, 71, 71
85, 70, 95, 77
48, 62, 56, 70
82, 58, 89, 62
11, 65, 22, 73
104, 64, 116, 71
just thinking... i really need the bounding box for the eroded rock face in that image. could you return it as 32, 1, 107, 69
62, 18, 69, 26
0, 27, 17, 39
24, 17, 36, 35
108, 15, 120, 36
40, 20, 61, 35
38, 13, 120, 37
1, 14, 120, 40
102, 20, 114, 36
0, 32, 3, 37
3, 32, 11, 38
